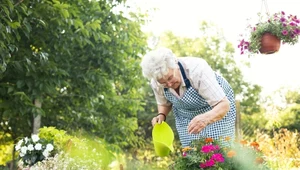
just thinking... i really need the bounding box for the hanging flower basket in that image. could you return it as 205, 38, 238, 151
259, 33, 281, 54
238, 11, 300, 56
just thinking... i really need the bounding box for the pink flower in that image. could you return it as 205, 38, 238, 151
213, 145, 220, 151
199, 159, 215, 169
282, 30, 288, 35
182, 152, 187, 157
211, 153, 225, 163
200, 163, 207, 168
206, 159, 215, 167
201, 144, 221, 153
201, 144, 215, 153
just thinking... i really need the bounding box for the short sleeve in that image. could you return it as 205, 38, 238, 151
150, 79, 172, 106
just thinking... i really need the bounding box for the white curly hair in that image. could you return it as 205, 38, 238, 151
140, 47, 178, 80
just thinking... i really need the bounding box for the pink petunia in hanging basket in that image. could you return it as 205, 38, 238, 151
238, 11, 300, 56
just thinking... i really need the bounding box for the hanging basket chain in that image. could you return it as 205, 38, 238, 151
260, 0, 270, 17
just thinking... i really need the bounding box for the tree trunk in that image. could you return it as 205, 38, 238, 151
235, 100, 241, 141
33, 98, 42, 134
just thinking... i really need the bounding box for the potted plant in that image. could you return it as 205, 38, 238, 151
238, 11, 300, 55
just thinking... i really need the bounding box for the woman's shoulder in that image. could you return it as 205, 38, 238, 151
178, 57, 208, 71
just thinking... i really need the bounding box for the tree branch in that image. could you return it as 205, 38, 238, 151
14, 0, 24, 6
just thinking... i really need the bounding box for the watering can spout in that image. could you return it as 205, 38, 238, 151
152, 122, 174, 157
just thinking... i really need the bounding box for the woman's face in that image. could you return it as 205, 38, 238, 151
157, 68, 181, 89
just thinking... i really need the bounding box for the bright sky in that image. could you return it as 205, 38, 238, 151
130, 0, 300, 95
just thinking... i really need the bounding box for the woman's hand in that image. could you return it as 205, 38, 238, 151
151, 114, 165, 126
187, 114, 209, 134
152, 105, 171, 126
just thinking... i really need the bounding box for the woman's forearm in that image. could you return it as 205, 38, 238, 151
187, 97, 230, 134
205, 97, 230, 124
157, 105, 172, 116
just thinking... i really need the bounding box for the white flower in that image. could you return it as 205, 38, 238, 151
16, 135, 56, 166
19, 152, 25, 157
46, 143, 54, 152
15, 139, 24, 151
21, 146, 27, 154
15, 145, 21, 151
42, 150, 49, 157
31, 134, 40, 143
27, 144, 34, 151
15, 143, 22, 151
17, 139, 23, 145
35, 143, 42, 150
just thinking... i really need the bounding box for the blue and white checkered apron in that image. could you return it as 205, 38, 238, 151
164, 62, 236, 147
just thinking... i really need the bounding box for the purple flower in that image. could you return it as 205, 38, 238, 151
282, 30, 288, 35
289, 22, 297, 26
280, 17, 286, 23
238, 39, 245, 46
293, 28, 300, 34
182, 152, 187, 157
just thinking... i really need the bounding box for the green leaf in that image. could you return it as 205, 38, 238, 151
2, 6, 10, 18
74, 19, 84, 29
8, 22, 21, 29
61, 10, 69, 18
17, 80, 24, 88
99, 33, 111, 42
7, 87, 14, 93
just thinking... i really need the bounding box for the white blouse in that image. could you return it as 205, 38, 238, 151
150, 57, 226, 107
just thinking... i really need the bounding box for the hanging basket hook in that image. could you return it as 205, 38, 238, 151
260, 0, 270, 15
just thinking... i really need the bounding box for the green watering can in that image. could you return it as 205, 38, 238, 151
152, 121, 174, 157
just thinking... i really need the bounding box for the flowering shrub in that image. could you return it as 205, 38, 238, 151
256, 129, 300, 169
238, 11, 300, 55
225, 140, 270, 170
170, 137, 270, 170
15, 134, 55, 167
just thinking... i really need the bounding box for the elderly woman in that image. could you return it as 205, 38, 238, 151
140, 47, 236, 147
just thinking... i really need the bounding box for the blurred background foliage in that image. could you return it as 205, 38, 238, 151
0, 0, 299, 169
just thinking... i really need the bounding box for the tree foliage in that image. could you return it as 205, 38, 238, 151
278, 104, 300, 131
0, 0, 148, 154
263, 88, 300, 131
